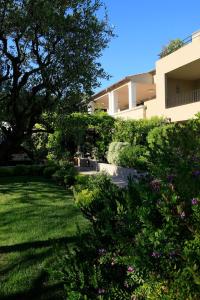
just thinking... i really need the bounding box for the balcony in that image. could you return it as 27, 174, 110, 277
166, 88, 200, 108
112, 105, 146, 120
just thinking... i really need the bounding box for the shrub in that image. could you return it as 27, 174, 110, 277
107, 142, 129, 165
51, 160, 77, 186
47, 112, 115, 161
113, 117, 165, 146
52, 169, 66, 185
0, 165, 45, 177
43, 165, 58, 178
118, 144, 149, 170
147, 118, 200, 199
49, 116, 200, 299
55, 175, 200, 299
64, 167, 77, 186
27, 165, 44, 176
74, 173, 123, 234
75, 174, 90, 186
0, 167, 15, 177
159, 39, 184, 58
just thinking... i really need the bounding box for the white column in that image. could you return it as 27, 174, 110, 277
88, 101, 95, 114
108, 91, 118, 115
128, 81, 136, 110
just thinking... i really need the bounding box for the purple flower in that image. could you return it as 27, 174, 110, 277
169, 250, 176, 259
98, 248, 106, 255
127, 266, 135, 273
191, 198, 199, 205
151, 251, 161, 258
98, 288, 105, 294
192, 170, 200, 177
150, 179, 161, 192
167, 174, 175, 183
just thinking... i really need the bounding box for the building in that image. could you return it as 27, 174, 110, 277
91, 30, 200, 122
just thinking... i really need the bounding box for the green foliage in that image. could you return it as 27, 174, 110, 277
0, 165, 45, 177
113, 117, 165, 146
59, 172, 200, 299
118, 144, 149, 170
43, 165, 59, 178
47, 130, 65, 160
107, 141, 129, 165
159, 39, 184, 58
51, 160, 77, 187
0, 166, 15, 177
74, 173, 124, 235
0, 0, 114, 161
48, 112, 115, 160
75, 174, 90, 186
52, 116, 200, 299
147, 116, 200, 199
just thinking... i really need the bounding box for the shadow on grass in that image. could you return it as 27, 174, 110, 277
0, 234, 84, 254
1, 271, 64, 300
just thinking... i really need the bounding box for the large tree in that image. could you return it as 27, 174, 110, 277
0, 0, 113, 161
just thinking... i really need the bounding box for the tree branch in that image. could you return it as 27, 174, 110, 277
0, 63, 10, 83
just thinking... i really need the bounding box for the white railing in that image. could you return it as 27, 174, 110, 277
167, 89, 200, 108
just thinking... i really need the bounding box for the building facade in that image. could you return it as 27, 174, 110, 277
91, 30, 200, 122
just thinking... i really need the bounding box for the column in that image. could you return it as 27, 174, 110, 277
88, 101, 95, 114
128, 81, 136, 110
108, 91, 118, 115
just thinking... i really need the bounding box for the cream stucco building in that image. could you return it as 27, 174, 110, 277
91, 30, 200, 122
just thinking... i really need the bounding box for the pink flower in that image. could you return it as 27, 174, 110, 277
192, 198, 199, 205
127, 266, 135, 273
98, 288, 105, 294
180, 211, 186, 219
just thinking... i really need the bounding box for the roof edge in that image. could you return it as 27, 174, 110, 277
92, 70, 155, 100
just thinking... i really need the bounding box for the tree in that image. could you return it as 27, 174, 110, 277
159, 39, 184, 58
47, 112, 115, 160
0, 0, 113, 161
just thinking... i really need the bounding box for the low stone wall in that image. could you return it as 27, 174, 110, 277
85, 159, 147, 181
97, 162, 147, 180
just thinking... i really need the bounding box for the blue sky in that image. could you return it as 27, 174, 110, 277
96, 0, 200, 93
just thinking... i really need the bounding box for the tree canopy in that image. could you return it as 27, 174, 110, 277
0, 0, 113, 161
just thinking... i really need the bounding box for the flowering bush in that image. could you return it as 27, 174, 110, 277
52, 171, 200, 299
50, 115, 200, 299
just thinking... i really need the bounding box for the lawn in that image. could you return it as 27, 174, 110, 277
0, 176, 89, 300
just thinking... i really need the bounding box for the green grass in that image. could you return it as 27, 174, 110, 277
0, 176, 89, 300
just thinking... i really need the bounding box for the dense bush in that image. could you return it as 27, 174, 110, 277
51, 160, 77, 187
53, 172, 200, 299
147, 116, 200, 199
118, 145, 149, 170
107, 142, 129, 165
113, 117, 165, 146
0, 166, 15, 177
43, 165, 59, 178
48, 115, 200, 299
159, 39, 184, 58
47, 112, 115, 161
0, 165, 45, 177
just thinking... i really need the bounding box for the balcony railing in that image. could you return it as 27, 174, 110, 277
166, 88, 200, 108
